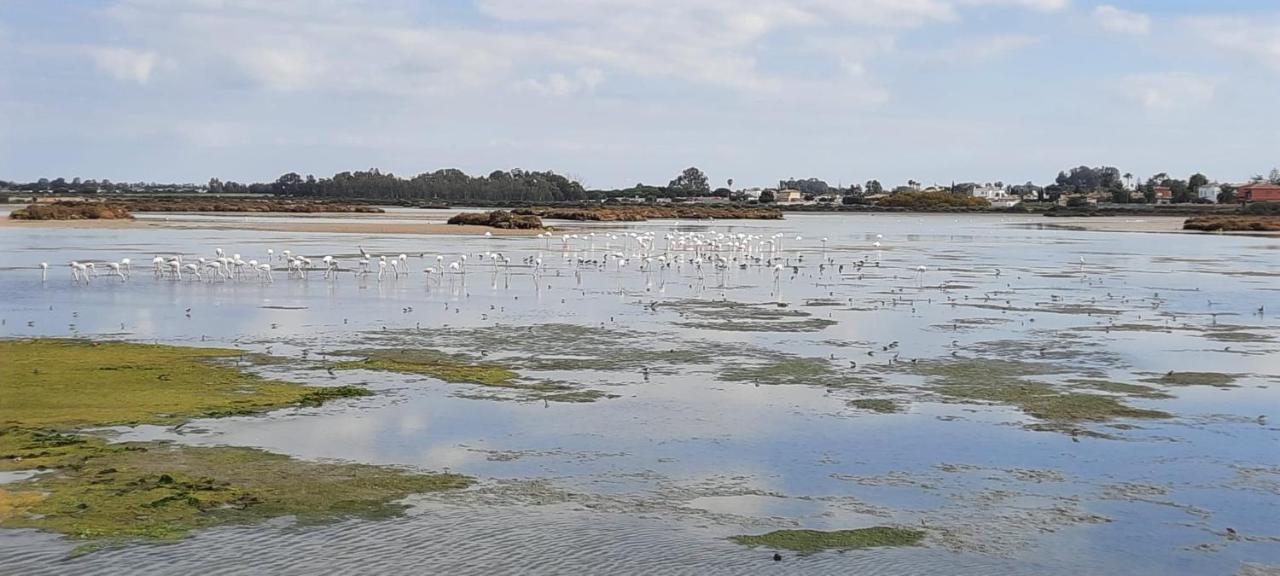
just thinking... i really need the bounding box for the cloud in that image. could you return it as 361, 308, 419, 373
1093, 5, 1150, 36
1184, 15, 1280, 72
518, 68, 605, 97
88, 46, 158, 83
958, 0, 1068, 12
925, 34, 1040, 64
1121, 72, 1217, 112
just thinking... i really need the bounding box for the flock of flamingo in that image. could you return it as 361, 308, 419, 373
41, 231, 905, 300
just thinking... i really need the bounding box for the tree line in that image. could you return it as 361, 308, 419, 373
6, 165, 1278, 204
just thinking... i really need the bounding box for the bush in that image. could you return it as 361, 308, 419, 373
447, 210, 544, 229
9, 201, 133, 220
875, 191, 990, 210
1243, 202, 1280, 215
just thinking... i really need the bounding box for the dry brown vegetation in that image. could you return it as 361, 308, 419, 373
446, 210, 544, 229
120, 199, 384, 213
1183, 215, 1280, 232
8, 202, 133, 220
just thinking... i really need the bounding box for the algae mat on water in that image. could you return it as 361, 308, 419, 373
0, 339, 340, 429
0, 339, 469, 544
731, 527, 925, 553
0, 432, 469, 541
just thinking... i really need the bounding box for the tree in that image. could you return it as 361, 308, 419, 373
865, 180, 883, 196
272, 172, 303, 195
1123, 172, 1133, 190
1218, 184, 1236, 204
668, 167, 710, 195
778, 178, 830, 196
727, 178, 734, 189
759, 189, 775, 203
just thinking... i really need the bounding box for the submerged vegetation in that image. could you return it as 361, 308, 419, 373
0, 339, 471, 544
332, 347, 615, 403
730, 527, 926, 553
0, 439, 469, 541
848, 399, 903, 413
333, 349, 519, 386
1143, 371, 1239, 388
911, 360, 1170, 425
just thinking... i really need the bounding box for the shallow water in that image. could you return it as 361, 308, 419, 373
1, 212, 1278, 575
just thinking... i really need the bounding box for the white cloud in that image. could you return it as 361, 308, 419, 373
1121, 72, 1217, 112
88, 46, 158, 83
925, 34, 1040, 64
518, 68, 605, 97
233, 46, 324, 91
1185, 15, 1280, 72
958, 0, 1068, 12
1093, 5, 1150, 36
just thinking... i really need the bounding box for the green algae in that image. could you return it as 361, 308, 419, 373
847, 399, 902, 413
332, 349, 518, 386
1066, 379, 1173, 399
675, 317, 838, 333
943, 383, 1169, 422
297, 385, 375, 407
0, 441, 470, 542
0, 339, 471, 544
331, 349, 617, 402
730, 526, 925, 553
721, 357, 872, 388
911, 360, 1170, 424
0, 339, 328, 430
1144, 372, 1240, 388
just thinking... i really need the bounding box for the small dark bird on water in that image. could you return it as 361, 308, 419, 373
772, 553, 782, 562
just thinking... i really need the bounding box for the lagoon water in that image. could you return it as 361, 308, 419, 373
1, 211, 1278, 575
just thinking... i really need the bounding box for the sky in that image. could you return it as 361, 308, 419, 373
0, 0, 1277, 189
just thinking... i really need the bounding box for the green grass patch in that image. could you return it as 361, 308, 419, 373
1144, 372, 1239, 388
332, 349, 518, 387
1066, 379, 1173, 399
0, 339, 471, 544
721, 357, 861, 387
730, 527, 925, 553
911, 360, 1170, 423
847, 399, 902, 413
0, 339, 329, 430
0, 441, 470, 542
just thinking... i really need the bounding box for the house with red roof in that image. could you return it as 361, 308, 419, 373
1235, 182, 1280, 203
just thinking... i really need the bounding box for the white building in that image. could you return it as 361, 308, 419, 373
740, 188, 764, 201
776, 189, 804, 203
972, 185, 1007, 200
1197, 184, 1220, 203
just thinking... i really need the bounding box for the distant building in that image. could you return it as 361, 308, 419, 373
971, 185, 1006, 200
1235, 182, 1280, 203
776, 189, 804, 203
1153, 186, 1173, 204
1197, 184, 1220, 203
740, 188, 764, 201
685, 196, 730, 204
